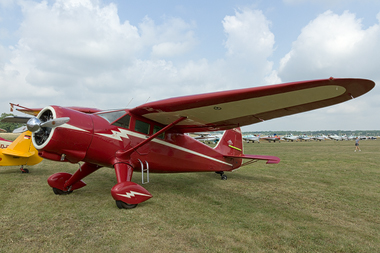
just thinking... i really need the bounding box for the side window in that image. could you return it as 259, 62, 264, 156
153, 125, 165, 139
134, 120, 150, 135
113, 114, 131, 129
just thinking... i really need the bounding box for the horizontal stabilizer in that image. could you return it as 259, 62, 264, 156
2, 149, 35, 158
224, 154, 280, 164
2, 131, 37, 158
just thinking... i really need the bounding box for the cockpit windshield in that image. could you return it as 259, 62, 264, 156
97, 110, 126, 124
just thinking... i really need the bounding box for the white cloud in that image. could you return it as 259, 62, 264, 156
139, 16, 198, 58
278, 10, 380, 81
266, 10, 380, 131
0, 0, 201, 109
223, 9, 274, 59
221, 8, 279, 87
0, 2, 278, 112
0, 0, 14, 7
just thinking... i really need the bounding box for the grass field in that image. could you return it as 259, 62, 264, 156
0, 135, 379, 252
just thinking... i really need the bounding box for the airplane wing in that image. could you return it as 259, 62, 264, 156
130, 78, 374, 133
1, 116, 32, 123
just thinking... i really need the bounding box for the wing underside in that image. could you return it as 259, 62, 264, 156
130, 78, 374, 132
9, 103, 102, 116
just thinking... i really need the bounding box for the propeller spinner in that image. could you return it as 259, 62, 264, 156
27, 117, 70, 133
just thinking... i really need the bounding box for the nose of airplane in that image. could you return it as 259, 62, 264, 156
32, 106, 94, 163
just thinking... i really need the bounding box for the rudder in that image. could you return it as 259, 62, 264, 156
214, 127, 243, 156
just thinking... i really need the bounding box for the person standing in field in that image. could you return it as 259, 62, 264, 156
355, 137, 361, 152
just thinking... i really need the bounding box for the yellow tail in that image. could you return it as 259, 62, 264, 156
0, 131, 43, 166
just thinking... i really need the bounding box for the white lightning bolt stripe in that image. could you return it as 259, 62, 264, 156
97, 129, 130, 141
117, 191, 151, 198
59, 123, 90, 132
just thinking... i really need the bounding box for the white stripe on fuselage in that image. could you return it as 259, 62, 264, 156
98, 128, 233, 167
60, 124, 90, 132
57, 124, 232, 166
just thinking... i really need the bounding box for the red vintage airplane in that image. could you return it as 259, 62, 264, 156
261, 134, 281, 143
9, 78, 375, 209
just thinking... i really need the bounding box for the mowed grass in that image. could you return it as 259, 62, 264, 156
0, 136, 379, 252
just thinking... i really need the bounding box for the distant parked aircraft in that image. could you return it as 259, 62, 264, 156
192, 132, 222, 144
261, 134, 281, 143
312, 135, 327, 141
283, 134, 298, 142
328, 134, 343, 141
299, 134, 311, 141
243, 134, 260, 143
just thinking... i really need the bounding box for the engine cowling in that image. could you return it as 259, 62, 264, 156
32, 106, 94, 163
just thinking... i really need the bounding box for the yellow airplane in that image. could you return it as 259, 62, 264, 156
0, 131, 43, 173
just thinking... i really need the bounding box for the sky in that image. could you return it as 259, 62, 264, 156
0, 0, 379, 132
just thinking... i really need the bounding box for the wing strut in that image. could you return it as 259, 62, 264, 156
116, 116, 187, 160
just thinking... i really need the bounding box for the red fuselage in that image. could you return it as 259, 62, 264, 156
33, 106, 240, 173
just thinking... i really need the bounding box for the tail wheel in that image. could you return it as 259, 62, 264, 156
216, 171, 227, 180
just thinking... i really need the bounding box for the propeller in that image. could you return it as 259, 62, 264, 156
27, 117, 70, 133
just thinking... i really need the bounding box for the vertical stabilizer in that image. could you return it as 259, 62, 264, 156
6, 131, 34, 155
214, 127, 243, 156
0, 131, 43, 166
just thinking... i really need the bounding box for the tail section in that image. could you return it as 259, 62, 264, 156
215, 128, 280, 171
2, 131, 42, 165
3, 131, 35, 157
2, 131, 43, 166
214, 128, 243, 156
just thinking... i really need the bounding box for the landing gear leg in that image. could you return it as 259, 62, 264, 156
216, 171, 227, 180
47, 163, 101, 194
20, 166, 29, 173
111, 162, 152, 209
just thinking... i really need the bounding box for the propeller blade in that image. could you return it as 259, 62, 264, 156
40, 117, 70, 128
